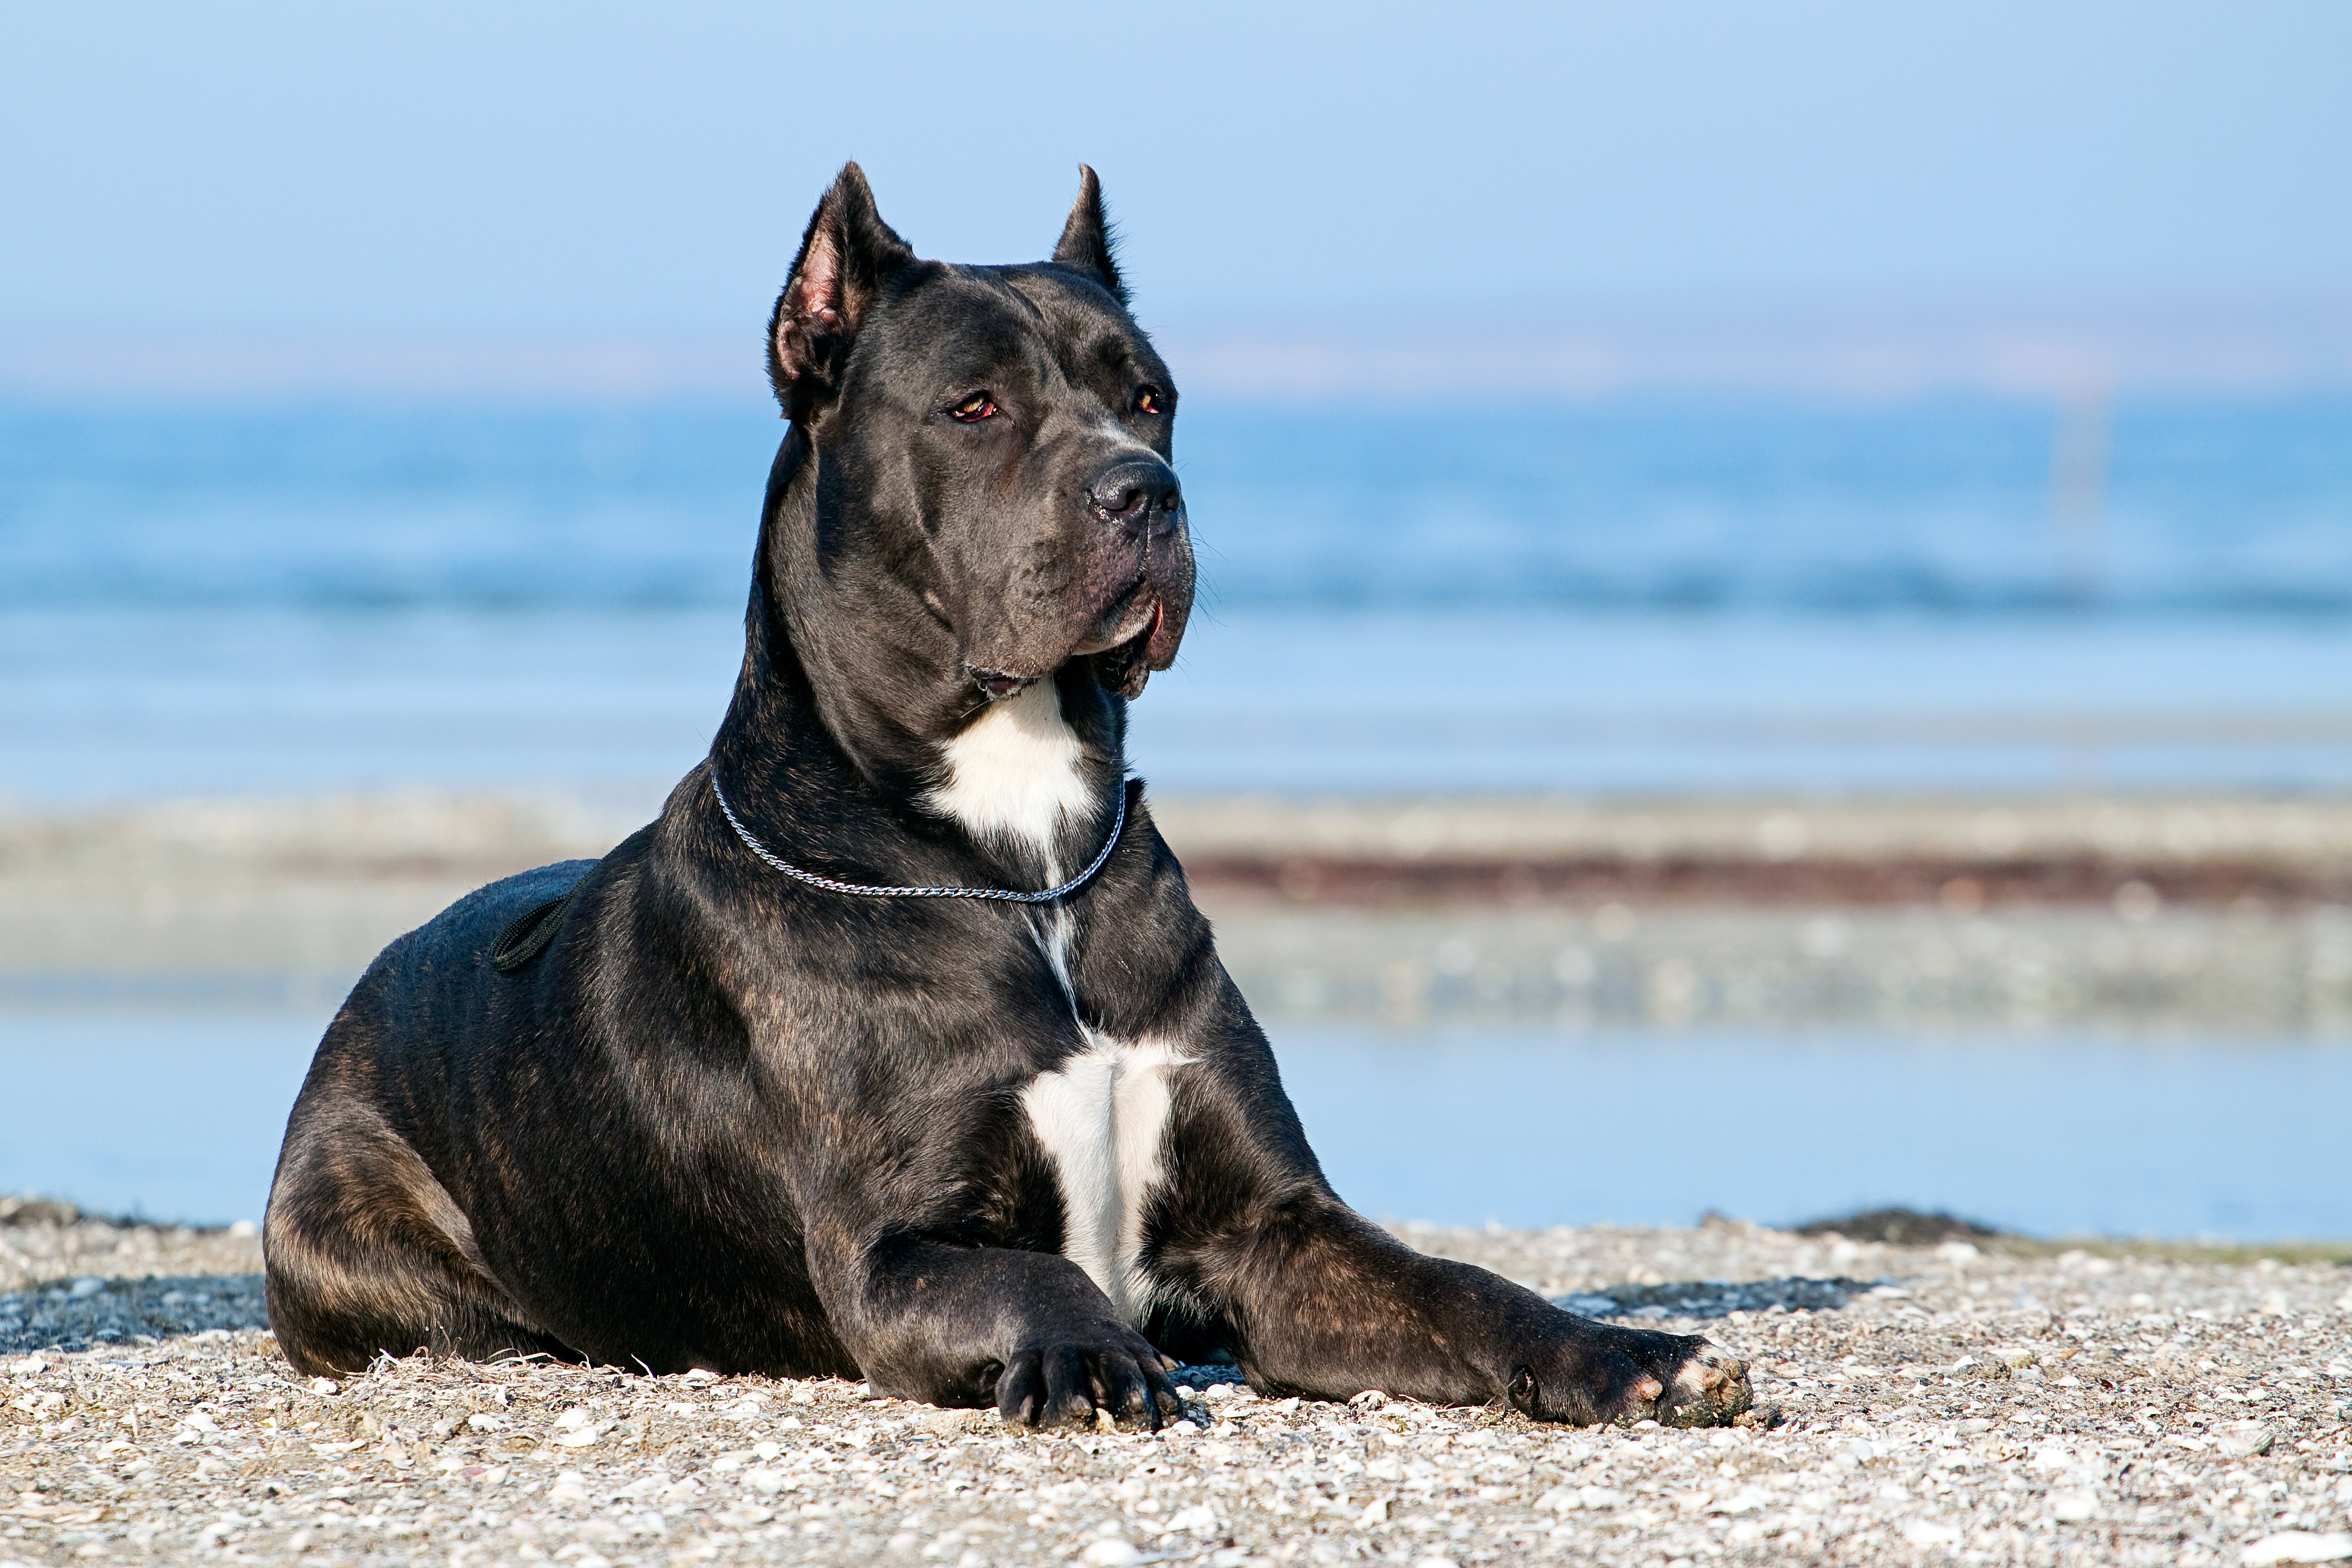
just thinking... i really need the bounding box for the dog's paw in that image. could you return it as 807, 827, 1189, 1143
995, 1334, 1181, 1432
1592, 1327, 1749, 1427
1654, 1339, 1751, 1427
1509, 1326, 1750, 1428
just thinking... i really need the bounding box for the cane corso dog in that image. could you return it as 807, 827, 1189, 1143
264, 163, 1750, 1431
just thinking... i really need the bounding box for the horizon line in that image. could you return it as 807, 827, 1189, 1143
5, 306, 2350, 401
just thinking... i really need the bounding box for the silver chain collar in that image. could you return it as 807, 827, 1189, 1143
708, 771, 1127, 902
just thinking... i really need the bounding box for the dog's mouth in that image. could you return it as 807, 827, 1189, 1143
965, 589, 1158, 703
1083, 613, 1158, 701
1070, 577, 1158, 658
961, 532, 1193, 704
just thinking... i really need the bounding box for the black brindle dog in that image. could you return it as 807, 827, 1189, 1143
264, 165, 1750, 1431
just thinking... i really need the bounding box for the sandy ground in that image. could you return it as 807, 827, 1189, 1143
4, 1219, 2350, 1567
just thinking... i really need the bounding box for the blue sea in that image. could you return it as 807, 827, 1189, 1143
5, 392, 2352, 1235
8, 1013, 2349, 1239
4, 393, 2350, 804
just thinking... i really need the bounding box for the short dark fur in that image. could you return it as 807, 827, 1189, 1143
265, 165, 1750, 1431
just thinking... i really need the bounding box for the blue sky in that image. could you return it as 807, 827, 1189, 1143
4, 2, 2346, 386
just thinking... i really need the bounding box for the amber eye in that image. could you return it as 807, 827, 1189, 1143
1134, 386, 1165, 416
951, 393, 998, 423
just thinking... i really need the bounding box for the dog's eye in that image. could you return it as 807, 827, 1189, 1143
950, 394, 998, 423
1133, 386, 1165, 416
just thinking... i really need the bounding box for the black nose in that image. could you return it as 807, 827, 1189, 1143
1084, 456, 1182, 534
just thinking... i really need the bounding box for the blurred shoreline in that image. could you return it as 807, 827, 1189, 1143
6, 789, 2349, 1032
12, 793, 2350, 1232
1164, 793, 2352, 906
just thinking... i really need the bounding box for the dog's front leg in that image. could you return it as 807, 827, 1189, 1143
1144, 1028, 1750, 1426
1185, 1192, 1748, 1426
808, 1232, 1180, 1430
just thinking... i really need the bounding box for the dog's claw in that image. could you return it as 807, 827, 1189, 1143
1040, 1346, 1094, 1428
995, 1355, 1044, 1427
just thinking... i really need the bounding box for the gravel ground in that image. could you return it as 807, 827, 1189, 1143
4, 1219, 2351, 1567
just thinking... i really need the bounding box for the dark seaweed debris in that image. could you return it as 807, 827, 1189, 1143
1794, 1206, 2008, 1246
0, 1273, 268, 1354
1553, 1276, 1874, 1320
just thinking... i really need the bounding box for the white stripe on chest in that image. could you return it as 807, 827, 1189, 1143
1021, 1029, 1187, 1323
928, 684, 1180, 1321
923, 679, 1090, 854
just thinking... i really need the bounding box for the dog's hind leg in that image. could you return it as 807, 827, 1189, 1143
264, 1096, 567, 1376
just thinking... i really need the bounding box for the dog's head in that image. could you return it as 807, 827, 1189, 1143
765, 163, 1193, 706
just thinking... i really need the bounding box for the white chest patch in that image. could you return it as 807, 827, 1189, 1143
924, 680, 1090, 856
1021, 1031, 1188, 1324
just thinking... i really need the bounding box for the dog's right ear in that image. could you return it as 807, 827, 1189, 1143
768, 163, 917, 418
1051, 165, 1127, 306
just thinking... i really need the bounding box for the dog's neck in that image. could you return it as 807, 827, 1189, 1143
920, 678, 1099, 860
707, 428, 1128, 876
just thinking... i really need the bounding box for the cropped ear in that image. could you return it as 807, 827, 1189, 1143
1050, 164, 1127, 306
767, 162, 917, 418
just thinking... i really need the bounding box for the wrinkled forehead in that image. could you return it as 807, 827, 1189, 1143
868, 264, 1167, 390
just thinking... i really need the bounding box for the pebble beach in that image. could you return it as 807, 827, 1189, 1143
4, 1213, 2350, 1567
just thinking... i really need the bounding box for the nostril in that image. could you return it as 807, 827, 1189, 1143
1085, 458, 1182, 528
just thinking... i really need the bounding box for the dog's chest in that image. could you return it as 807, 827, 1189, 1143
927, 683, 1181, 1324
1018, 1030, 1183, 1322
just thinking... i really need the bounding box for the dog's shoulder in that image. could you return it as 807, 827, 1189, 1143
448, 859, 599, 931
368, 859, 601, 979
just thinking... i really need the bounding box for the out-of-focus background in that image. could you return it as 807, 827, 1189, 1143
3, 1, 2348, 1238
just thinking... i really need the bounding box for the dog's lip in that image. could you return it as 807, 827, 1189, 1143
1069, 579, 1155, 656
1143, 594, 1181, 669
964, 663, 1038, 699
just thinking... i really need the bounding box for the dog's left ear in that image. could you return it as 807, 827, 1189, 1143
769, 162, 918, 418
1051, 165, 1128, 306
